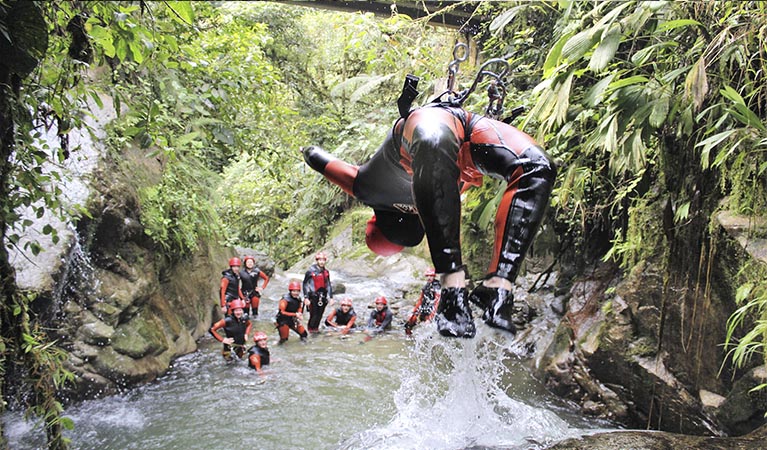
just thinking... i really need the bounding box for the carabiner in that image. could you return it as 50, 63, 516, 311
446, 42, 469, 95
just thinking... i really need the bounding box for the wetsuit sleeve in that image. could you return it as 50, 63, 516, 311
412, 292, 424, 314
302, 270, 314, 298
259, 271, 270, 290
245, 320, 252, 339
324, 309, 337, 327
220, 278, 228, 307
367, 312, 375, 329
249, 354, 262, 373
279, 299, 297, 317
209, 319, 226, 342
327, 273, 333, 299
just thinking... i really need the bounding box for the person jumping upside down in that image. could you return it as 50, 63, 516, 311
302, 81, 555, 338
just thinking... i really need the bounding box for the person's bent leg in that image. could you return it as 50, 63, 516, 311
406, 110, 475, 338
469, 144, 556, 332
294, 323, 308, 341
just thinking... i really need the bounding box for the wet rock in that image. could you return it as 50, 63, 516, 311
76, 312, 114, 346
700, 389, 726, 413
111, 311, 170, 358
550, 294, 568, 315
716, 365, 767, 435
545, 423, 767, 449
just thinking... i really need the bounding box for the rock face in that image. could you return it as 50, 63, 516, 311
46, 155, 240, 400
519, 212, 767, 437
546, 422, 767, 450
10, 114, 273, 401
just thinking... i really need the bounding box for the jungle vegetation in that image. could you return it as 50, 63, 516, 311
1, 1, 765, 448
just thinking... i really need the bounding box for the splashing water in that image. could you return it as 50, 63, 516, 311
340, 324, 606, 450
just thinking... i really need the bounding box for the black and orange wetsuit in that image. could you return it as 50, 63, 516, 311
302, 263, 332, 332
209, 315, 252, 360
247, 345, 270, 374
275, 294, 308, 343
303, 103, 555, 283
367, 307, 393, 334
241, 268, 269, 316
325, 307, 357, 330
220, 269, 244, 313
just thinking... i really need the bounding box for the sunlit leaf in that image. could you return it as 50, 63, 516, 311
655, 19, 702, 33
696, 129, 736, 168
673, 201, 690, 223
166, 1, 195, 24
561, 28, 597, 62
685, 56, 708, 111
589, 24, 621, 72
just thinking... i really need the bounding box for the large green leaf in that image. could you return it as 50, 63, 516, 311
589, 23, 622, 72
685, 56, 708, 111
543, 30, 573, 77
561, 28, 597, 62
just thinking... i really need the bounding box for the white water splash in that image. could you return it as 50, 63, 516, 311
341, 325, 600, 450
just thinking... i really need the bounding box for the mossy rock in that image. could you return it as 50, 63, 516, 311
111, 311, 169, 358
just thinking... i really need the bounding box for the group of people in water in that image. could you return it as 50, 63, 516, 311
209, 251, 443, 376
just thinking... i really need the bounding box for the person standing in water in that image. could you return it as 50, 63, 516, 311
240, 255, 270, 317
220, 257, 245, 316
303, 251, 333, 333
405, 268, 441, 335
275, 280, 308, 344
209, 299, 252, 360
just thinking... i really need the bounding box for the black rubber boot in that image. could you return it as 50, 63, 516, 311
468, 283, 497, 310
435, 287, 476, 338
470, 285, 517, 334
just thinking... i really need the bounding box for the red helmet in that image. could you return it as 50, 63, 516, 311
315, 251, 327, 261
365, 215, 403, 256
253, 331, 268, 342
228, 257, 242, 267
374, 296, 387, 305
424, 268, 436, 277
243, 255, 255, 265
340, 297, 353, 307
288, 280, 302, 291
228, 299, 246, 311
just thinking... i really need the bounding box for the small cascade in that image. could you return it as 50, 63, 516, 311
51, 225, 100, 321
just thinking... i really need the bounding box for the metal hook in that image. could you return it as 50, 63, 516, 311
453, 58, 510, 118
446, 42, 468, 95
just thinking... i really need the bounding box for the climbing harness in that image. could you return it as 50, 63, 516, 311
397, 43, 526, 122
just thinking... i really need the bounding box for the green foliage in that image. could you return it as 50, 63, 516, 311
724, 261, 767, 370
216, 3, 455, 266
478, 0, 767, 394
15, 293, 75, 450
138, 153, 222, 258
